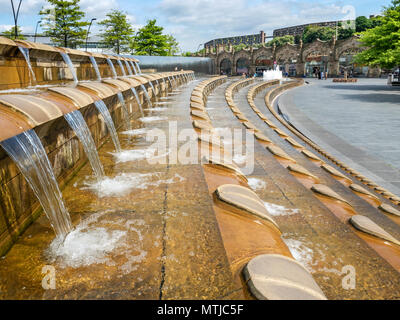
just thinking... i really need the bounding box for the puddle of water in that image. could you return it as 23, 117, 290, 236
282, 237, 314, 272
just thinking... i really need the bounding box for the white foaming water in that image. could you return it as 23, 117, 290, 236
263, 68, 283, 81
47, 211, 148, 271
111, 148, 156, 163
248, 178, 267, 191
233, 154, 247, 165
83, 172, 185, 198
139, 116, 167, 123
263, 202, 299, 216
282, 237, 314, 272
121, 128, 149, 136
144, 107, 167, 112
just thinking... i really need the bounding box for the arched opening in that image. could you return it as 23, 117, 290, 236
305, 51, 329, 78
236, 58, 250, 75
220, 58, 232, 75
255, 56, 273, 76
339, 49, 367, 78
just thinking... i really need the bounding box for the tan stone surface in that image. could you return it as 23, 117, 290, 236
379, 204, 400, 217
311, 184, 350, 205
267, 145, 296, 162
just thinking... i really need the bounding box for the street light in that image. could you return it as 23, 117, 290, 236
10, 0, 22, 39
85, 18, 96, 52
34, 20, 41, 43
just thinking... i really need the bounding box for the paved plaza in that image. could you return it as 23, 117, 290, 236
279, 79, 400, 195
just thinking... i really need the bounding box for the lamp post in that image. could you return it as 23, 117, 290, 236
34, 20, 40, 43
10, 0, 22, 39
85, 18, 96, 52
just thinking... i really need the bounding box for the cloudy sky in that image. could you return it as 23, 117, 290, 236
0, 0, 392, 52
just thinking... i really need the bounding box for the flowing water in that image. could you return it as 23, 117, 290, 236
117, 60, 127, 77
117, 92, 132, 131
129, 61, 138, 75
18, 47, 36, 86
148, 81, 158, 101
131, 87, 144, 117
106, 59, 118, 79
124, 60, 133, 76
60, 52, 78, 86
140, 84, 152, 107
0, 130, 72, 237
64, 111, 104, 180
89, 56, 102, 81
134, 61, 141, 74
94, 100, 122, 153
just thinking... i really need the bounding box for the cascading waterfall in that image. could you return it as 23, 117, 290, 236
117, 92, 132, 131
106, 58, 118, 79
18, 47, 36, 86
124, 60, 133, 76
89, 56, 102, 81
94, 100, 121, 153
134, 61, 141, 74
60, 52, 78, 86
0, 130, 72, 237
167, 76, 173, 88
131, 87, 144, 117
117, 60, 127, 77
64, 111, 104, 180
140, 84, 152, 107
148, 81, 158, 101
129, 61, 138, 75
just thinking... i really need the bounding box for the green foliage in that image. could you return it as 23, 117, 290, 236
233, 43, 247, 51
131, 19, 169, 56
182, 52, 194, 57
266, 35, 294, 47
165, 34, 180, 56
302, 26, 335, 43
356, 16, 372, 32
99, 10, 134, 54
354, 0, 400, 69
40, 0, 88, 48
294, 34, 301, 44
1, 26, 26, 40
338, 27, 355, 40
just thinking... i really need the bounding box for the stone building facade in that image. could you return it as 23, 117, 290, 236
204, 36, 381, 78
204, 31, 269, 50
273, 21, 340, 38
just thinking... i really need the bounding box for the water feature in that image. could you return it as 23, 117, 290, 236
94, 100, 122, 152
117, 92, 132, 131
140, 84, 152, 107
117, 60, 127, 77
0, 130, 72, 237
148, 81, 158, 101
60, 52, 78, 86
89, 56, 102, 81
263, 67, 283, 81
124, 60, 133, 76
18, 47, 36, 86
129, 60, 138, 75
134, 61, 141, 74
131, 87, 144, 117
64, 111, 104, 180
106, 58, 118, 79
167, 76, 173, 88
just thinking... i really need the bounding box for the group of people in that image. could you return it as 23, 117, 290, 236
312, 67, 328, 80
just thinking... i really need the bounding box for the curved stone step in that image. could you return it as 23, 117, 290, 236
285, 137, 304, 149
203, 155, 247, 181
192, 119, 214, 132
379, 204, 400, 217
243, 254, 327, 300
243, 122, 259, 132
274, 128, 289, 138
301, 149, 323, 162
321, 164, 351, 181
254, 132, 272, 143
191, 109, 210, 122
350, 215, 400, 246
215, 184, 279, 229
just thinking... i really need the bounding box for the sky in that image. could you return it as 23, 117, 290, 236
0, 0, 393, 52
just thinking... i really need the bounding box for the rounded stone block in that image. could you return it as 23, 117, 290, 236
274, 128, 289, 138
191, 110, 210, 122
349, 184, 379, 200
321, 164, 350, 181
243, 254, 327, 300
265, 120, 277, 128
102, 79, 131, 91
350, 215, 400, 246
301, 149, 323, 162
190, 101, 205, 111
285, 137, 304, 149
311, 184, 350, 205
78, 82, 117, 99
243, 122, 259, 132
215, 184, 279, 230
48, 87, 94, 108
288, 164, 319, 180
379, 204, 400, 217
203, 155, 247, 181
267, 145, 296, 162
254, 132, 272, 143
193, 119, 214, 132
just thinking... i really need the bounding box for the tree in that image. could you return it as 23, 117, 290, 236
356, 16, 373, 32
266, 35, 294, 47
165, 34, 180, 56
98, 10, 134, 54
302, 26, 335, 43
354, 0, 400, 69
131, 19, 169, 56
39, 0, 88, 48
1, 26, 26, 40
